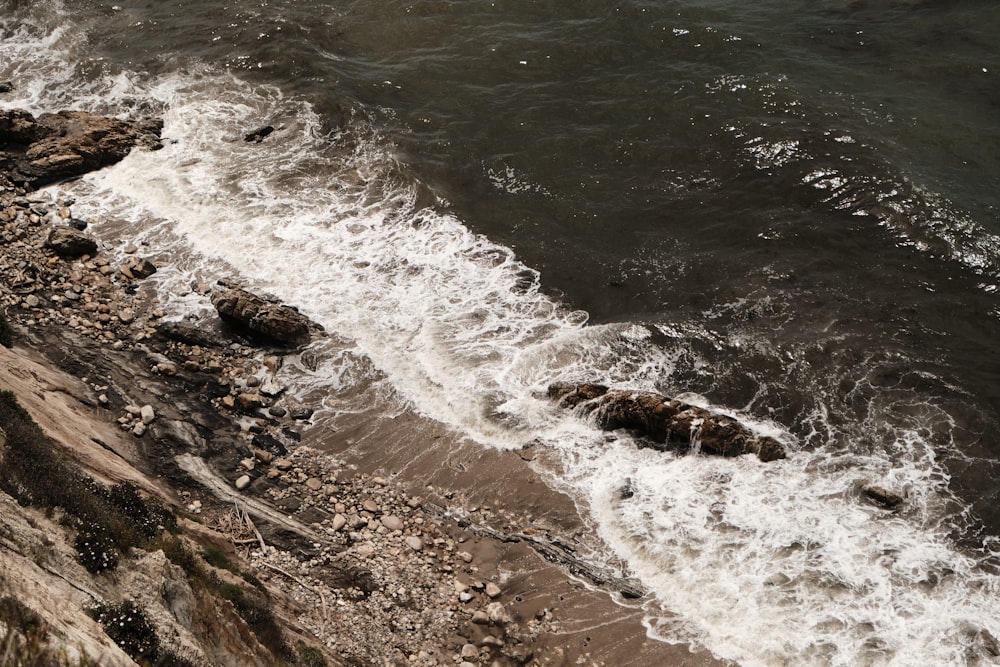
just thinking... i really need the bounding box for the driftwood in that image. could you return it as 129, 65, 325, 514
424, 500, 645, 600
548, 382, 786, 462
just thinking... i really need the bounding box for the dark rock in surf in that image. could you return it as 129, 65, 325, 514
244, 125, 275, 143
45, 226, 98, 258
861, 484, 904, 509
547, 381, 609, 407
0, 108, 162, 188
211, 286, 317, 345
548, 382, 786, 462
0, 81, 13, 94
157, 319, 232, 349
251, 432, 288, 456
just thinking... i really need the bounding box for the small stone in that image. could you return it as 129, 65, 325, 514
235, 475, 252, 490
331, 514, 347, 532
98, 394, 109, 406
381, 515, 404, 531
457, 551, 473, 563
24, 294, 39, 307
486, 601, 512, 625
139, 404, 156, 425
304, 477, 322, 492
236, 392, 265, 412
253, 449, 273, 464
485, 582, 502, 599
131, 422, 146, 437
118, 308, 135, 324
471, 610, 490, 624
274, 458, 293, 471
362, 499, 379, 513
268, 406, 287, 418
240, 458, 256, 471
405, 536, 423, 552
480, 635, 503, 648
459, 592, 474, 603
454, 580, 470, 593
289, 407, 314, 420
460, 644, 479, 661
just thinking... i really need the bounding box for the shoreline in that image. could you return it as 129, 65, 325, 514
0, 109, 728, 665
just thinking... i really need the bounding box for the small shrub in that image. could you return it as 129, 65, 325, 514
200, 545, 237, 573
158, 534, 202, 578
74, 528, 120, 574
212, 578, 289, 659
0, 596, 48, 640
86, 600, 159, 664
297, 640, 328, 667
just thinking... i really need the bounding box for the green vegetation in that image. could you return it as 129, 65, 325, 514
0, 391, 174, 573
86, 600, 159, 664
297, 640, 328, 667
0, 391, 298, 664
210, 573, 290, 660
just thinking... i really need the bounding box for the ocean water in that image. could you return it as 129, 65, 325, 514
3, 1, 1000, 664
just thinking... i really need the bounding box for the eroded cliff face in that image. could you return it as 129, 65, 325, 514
0, 343, 335, 667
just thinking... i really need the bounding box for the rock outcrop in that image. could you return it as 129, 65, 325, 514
0, 108, 162, 188
548, 382, 786, 462
211, 285, 318, 345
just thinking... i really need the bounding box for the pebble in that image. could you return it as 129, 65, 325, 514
485, 582, 502, 599
460, 644, 479, 661
140, 404, 156, 425
118, 308, 134, 323
405, 536, 423, 552
381, 515, 404, 531
331, 514, 347, 532
486, 602, 512, 625
304, 477, 322, 492
235, 475, 251, 490
131, 423, 146, 437
362, 499, 379, 513
471, 610, 490, 624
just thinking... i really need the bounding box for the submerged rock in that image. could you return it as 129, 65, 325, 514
244, 125, 275, 143
548, 382, 786, 462
861, 484, 904, 509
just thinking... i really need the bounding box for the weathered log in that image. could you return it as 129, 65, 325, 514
548, 382, 786, 462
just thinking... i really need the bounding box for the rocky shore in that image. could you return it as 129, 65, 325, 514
0, 107, 729, 666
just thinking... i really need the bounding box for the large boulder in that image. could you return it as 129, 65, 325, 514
0, 108, 162, 188
45, 226, 99, 258
211, 286, 316, 345
548, 382, 786, 462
